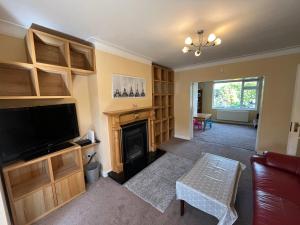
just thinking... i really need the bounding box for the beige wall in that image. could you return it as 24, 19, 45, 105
90, 50, 152, 173
175, 54, 300, 154
198, 80, 261, 124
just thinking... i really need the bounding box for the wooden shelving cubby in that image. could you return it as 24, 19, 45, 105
51, 149, 81, 181
155, 108, 162, 120
153, 66, 161, 81
168, 95, 174, 106
161, 82, 168, 94
154, 121, 161, 135
0, 62, 38, 98
154, 95, 161, 107
162, 108, 167, 119
37, 66, 72, 97
6, 159, 51, 201
152, 64, 174, 148
168, 70, 174, 82
162, 131, 168, 143
32, 30, 68, 67
69, 42, 95, 71
161, 69, 168, 82
154, 81, 161, 95
162, 119, 168, 132
168, 106, 174, 117
155, 135, 161, 146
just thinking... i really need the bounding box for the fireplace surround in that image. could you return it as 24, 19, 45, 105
104, 107, 165, 183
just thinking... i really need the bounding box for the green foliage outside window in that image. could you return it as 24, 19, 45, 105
213, 79, 258, 109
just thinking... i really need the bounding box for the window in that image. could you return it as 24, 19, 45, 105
212, 78, 259, 110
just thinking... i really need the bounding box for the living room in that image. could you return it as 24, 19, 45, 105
0, 1, 300, 225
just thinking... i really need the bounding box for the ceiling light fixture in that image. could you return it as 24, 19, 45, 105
182, 30, 222, 57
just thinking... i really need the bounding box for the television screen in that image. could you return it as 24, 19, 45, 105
0, 104, 79, 163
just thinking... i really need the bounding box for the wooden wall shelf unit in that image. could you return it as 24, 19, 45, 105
0, 24, 96, 100
152, 64, 174, 148
26, 28, 96, 75
2, 145, 85, 225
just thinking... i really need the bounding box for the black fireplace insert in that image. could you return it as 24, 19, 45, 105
108, 119, 165, 184
121, 119, 148, 178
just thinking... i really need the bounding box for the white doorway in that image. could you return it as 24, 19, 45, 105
287, 65, 300, 156
191, 77, 264, 151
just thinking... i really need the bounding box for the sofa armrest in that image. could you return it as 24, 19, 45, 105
264, 152, 300, 175
250, 154, 267, 165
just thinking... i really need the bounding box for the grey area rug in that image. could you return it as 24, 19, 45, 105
124, 153, 193, 213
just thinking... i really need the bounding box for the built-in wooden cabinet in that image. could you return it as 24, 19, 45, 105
152, 64, 174, 148
0, 24, 96, 100
55, 171, 85, 205
14, 185, 55, 225
3, 145, 85, 225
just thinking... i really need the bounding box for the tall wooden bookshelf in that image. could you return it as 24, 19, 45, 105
152, 64, 174, 148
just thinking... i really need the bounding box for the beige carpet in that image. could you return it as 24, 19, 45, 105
193, 123, 257, 151
35, 138, 254, 225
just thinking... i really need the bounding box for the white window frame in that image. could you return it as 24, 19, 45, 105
212, 78, 260, 111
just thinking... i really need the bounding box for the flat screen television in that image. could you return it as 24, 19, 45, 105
0, 103, 80, 164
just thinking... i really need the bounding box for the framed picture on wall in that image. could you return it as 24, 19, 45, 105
112, 74, 146, 98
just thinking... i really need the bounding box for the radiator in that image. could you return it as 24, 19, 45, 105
216, 110, 249, 122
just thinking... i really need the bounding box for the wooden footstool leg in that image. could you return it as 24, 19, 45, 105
180, 200, 185, 216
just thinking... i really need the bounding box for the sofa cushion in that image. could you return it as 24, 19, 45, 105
252, 162, 300, 205
253, 190, 300, 225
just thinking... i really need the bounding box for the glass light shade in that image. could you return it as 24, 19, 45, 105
214, 38, 222, 46
182, 46, 189, 53
208, 33, 216, 43
195, 50, 201, 57
185, 37, 193, 45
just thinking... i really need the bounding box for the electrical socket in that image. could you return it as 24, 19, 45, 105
87, 154, 92, 158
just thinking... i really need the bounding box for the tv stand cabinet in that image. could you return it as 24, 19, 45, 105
2, 144, 85, 225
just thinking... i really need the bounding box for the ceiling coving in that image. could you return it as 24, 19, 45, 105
182, 30, 221, 57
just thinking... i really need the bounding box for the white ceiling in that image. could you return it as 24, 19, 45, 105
1, 0, 300, 69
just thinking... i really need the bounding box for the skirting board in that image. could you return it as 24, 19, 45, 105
213, 119, 252, 126
101, 170, 110, 178
174, 134, 192, 140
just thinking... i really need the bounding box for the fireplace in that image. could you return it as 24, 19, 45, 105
104, 107, 165, 184
122, 120, 148, 177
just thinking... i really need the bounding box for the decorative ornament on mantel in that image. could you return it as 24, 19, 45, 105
182, 30, 222, 57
